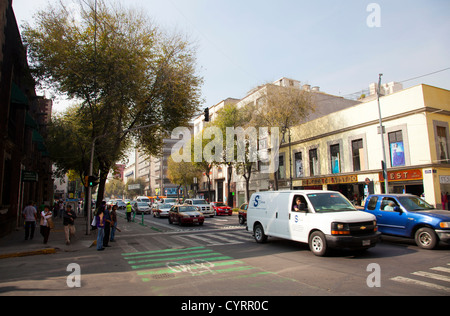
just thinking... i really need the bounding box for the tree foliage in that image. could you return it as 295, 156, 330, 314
22, 0, 203, 204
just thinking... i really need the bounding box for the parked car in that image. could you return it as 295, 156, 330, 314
184, 199, 214, 217
247, 191, 381, 256
362, 194, 450, 249
168, 205, 204, 226
152, 203, 172, 218
132, 201, 151, 215
210, 202, 232, 216
238, 203, 248, 225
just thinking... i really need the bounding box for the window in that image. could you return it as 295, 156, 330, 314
437, 126, 449, 164
278, 155, 285, 179
388, 131, 405, 167
366, 196, 378, 211
352, 139, 364, 172
381, 197, 399, 211
330, 144, 340, 174
294, 152, 303, 178
309, 149, 318, 176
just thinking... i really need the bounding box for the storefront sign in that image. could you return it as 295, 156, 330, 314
440, 176, 450, 184
302, 175, 358, 186
379, 169, 423, 182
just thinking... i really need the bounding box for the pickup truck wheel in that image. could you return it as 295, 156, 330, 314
309, 231, 329, 257
415, 227, 438, 249
254, 224, 268, 244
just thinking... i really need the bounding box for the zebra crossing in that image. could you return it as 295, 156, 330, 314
391, 263, 450, 294
117, 229, 253, 254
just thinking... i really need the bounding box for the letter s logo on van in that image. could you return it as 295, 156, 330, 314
253, 195, 260, 208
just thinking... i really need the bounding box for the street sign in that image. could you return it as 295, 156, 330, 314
21, 171, 38, 182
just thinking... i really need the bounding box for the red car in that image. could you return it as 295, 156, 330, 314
210, 202, 232, 216
168, 205, 204, 226
238, 203, 248, 225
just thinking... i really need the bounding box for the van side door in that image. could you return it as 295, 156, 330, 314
289, 194, 310, 243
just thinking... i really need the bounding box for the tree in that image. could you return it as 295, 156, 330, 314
105, 179, 125, 198
249, 84, 315, 190
167, 156, 202, 200
23, 0, 203, 206
212, 102, 254, 204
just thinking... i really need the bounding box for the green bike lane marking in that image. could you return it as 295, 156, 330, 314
121, 246, 275, 283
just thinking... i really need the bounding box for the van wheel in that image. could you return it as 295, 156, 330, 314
415, 227, 438, 249
254, 224, 268, 244
309, 231, 328, 257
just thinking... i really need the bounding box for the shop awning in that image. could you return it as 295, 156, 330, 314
11, 82, 29, 105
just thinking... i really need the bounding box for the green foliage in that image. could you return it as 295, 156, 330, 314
22, 0, 203, 201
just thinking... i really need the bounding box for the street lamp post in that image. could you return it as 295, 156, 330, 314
377, 74, 389, 194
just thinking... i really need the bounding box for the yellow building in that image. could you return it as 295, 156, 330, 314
279, 84, 450, 207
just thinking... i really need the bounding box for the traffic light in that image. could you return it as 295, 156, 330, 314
88, 175, 99, 187
204, 107, 210, 122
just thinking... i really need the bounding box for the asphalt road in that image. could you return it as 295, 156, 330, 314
0, 212, 449, 298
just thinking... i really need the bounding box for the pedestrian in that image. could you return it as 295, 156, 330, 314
22, 201, 37, 240
103, 204, 112, 248
126, 202, 132, 222
63, 205, 77, 245
96, 206, 105, 251
40, 205, 53, 244
110, 205, 118, 242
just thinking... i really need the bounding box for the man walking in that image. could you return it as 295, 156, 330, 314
63, 205, 77, 245
22, 201, 37, 240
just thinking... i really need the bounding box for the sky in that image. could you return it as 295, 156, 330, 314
12, 0, 450, 113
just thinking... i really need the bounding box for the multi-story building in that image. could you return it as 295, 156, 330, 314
0, 1, 53, 236
131, 129, 193, 198
193, 78, 360, 207
277, 83, 450, 208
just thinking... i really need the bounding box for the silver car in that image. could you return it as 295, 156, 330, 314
133, 202, 151, 215
152, 203, 172, 218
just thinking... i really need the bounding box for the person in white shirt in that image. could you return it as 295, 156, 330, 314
22, 201, 37, 240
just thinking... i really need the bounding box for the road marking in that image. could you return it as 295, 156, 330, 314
412, 271, 450, 283
431, 266, 450, 274
391, 276, 450, 293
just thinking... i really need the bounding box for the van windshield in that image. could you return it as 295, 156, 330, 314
307, 193, 356, 213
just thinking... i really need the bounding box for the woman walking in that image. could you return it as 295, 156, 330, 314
40, 205, 53, 244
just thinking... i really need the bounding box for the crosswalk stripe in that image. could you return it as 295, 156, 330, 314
391, 276, 450, 293
432, 267, 450, 274
412, 271, 450, 283
221, 232, 251, 241
186, 234, 235, 246
117, 239, 139, 254
171, 235, 203, 247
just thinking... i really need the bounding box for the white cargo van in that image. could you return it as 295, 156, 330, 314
247, 190, 381, 256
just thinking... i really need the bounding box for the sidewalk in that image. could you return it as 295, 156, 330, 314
0, 216, 96, 259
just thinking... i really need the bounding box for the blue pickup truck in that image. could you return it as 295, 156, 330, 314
363, 194, 450, 249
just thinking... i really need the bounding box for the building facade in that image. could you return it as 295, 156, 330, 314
0, 1, 53, 237
277, 84, 450, 208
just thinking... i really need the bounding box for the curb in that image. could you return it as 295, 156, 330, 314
0, 248, 58, 260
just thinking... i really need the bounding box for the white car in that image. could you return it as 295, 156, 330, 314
184, 199, 214, 217
152, 203, 172, 218
247, 190, 381, 256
